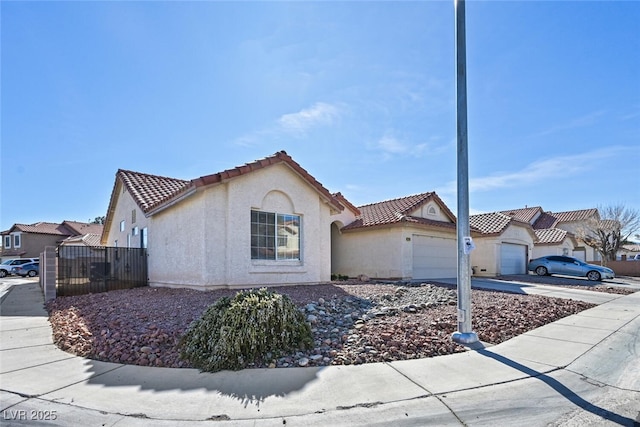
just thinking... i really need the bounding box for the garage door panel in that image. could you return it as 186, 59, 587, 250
500, 243, 526, 275
412, 235, 457, 279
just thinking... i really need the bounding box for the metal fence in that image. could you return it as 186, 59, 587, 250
57, 246, 148, 296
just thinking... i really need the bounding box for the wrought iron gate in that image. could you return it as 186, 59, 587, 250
57, 246, 148, 296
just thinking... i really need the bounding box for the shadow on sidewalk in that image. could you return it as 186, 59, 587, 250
477, 348, 638, 426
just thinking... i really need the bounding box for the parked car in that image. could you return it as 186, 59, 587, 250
11, 262, 39, 277
527, 255, 615, 281
627, 254, 640, 261
0, 258, 39, 277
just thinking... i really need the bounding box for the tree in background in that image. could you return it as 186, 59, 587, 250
90, 216, 106, 225
577, 204, 640, 265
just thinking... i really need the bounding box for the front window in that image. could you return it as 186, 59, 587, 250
3, 236, 10, 248
120, 220, 126, 232
13, 234, 21, 248
251, 210, 300, 260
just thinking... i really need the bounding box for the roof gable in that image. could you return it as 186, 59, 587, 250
117, 170, 191, 214
534, 228, 570, 245
549, 208, 599, 223
342, 192, 456, 231
9, 222, 73, 236
62, 221, 104, 236
469, 212, 512, 235
500, 206, 543, 224
191, 151, 343, 213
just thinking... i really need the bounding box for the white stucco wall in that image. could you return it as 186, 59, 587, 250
332, 225, 456, 280
104, 183, 149, 249
556, 222, 599, 261
146, 164, 334, 290
332, 226, 407, 279
532, 238, 576, 259
471, 224, 534, 277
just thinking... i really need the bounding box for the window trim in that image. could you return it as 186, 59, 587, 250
251, 210, 301, 261
3, 235, 10, 248
120, 220, 126, 232
13, 233, 21, 248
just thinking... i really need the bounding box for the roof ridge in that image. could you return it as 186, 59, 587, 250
356, 192, 434, 209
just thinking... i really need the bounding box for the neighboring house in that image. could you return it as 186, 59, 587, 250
531, 228, 579, 259
469, 212, 536, 276
500, 207, 600, 262
1, 221, 103, 261
331, 192, 459, 280
620, 243, 640, 260
101, 151, 346, 290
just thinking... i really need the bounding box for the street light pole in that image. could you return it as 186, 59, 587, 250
452, 0, 479, 345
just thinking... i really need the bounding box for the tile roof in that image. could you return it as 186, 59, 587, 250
9, 222, 74, 236
469, 212, 513, 235
500, 206, 599, 230
532, 212, 559, 229
499, 206, 542, 224
117, 170, 191, 214
61, 233, 103, 247
534, 228, 569, 244
550, 208, 599, 223
62, 221, 104, 236
333, 192, 361, 215
192, 151, 343, 212
341, 192, 456, 231
103, 151, 346, 243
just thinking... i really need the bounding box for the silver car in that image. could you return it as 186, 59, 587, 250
527, 255, 615, 281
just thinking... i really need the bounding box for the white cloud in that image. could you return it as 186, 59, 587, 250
232, 102, 342, 146
277, 102, 341, 136
534, 110, 606, 137
438, 146, 632, 195
373, 133, 446, 160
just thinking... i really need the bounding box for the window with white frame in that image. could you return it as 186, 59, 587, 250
3, 235, 10, 248
251, 210, 300, 260
13, 234, 21, 248
120, 220, 126, 232
141, 227, 148, 249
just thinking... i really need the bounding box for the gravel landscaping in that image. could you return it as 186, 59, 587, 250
46, 279, 634, 370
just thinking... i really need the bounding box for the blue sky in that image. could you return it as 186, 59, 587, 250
1, 1, 639, 232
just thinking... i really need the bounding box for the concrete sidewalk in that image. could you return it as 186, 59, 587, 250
1, 281, 639, 426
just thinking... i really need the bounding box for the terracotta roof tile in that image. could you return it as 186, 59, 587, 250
117, 170, 191, 213
342, 192, 455, 231
550, 208, 599, 223
103, 151, 345, 244
532, 212, 558, 229
62, 221, 104, 236
192, 151, 343, 213
469, 212, 512, 235
11, 222, 73, 236
499, 206, 542, 224
333, 192, 361, 215
534, 228, 569, 244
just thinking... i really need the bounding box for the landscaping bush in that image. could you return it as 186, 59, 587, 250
180, 288, 313, 372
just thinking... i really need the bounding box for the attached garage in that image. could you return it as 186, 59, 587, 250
412, 235, 457, 279
500, 243, 527, 275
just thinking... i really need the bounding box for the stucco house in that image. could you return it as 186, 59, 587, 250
469, 212, 536, 276
101, 151, 346, 290
1, 221, 103, 261
331, 192, 459, 280
500, 206, 600, 262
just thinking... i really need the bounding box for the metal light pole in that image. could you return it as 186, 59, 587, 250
452, 0, 479, 345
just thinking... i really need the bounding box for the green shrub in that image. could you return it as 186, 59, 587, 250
180, 288, 313, 372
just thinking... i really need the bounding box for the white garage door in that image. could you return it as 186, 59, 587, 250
412, 235, 457, 279
500, 243, 527, 275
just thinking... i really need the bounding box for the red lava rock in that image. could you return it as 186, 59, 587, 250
45, 282, 605, 369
